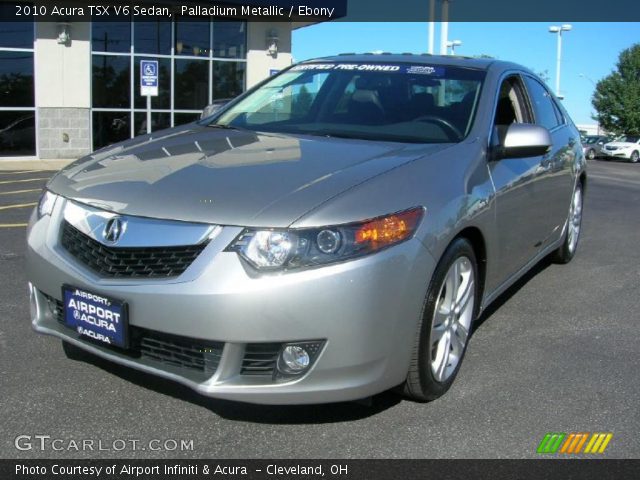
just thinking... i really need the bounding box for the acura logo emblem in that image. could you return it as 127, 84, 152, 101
103, 217, 126, 244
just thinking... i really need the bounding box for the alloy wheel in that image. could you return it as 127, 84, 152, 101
429, 256, 475, 383
567, 184, 583, 254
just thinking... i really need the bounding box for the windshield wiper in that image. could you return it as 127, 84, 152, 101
206, 123, 246, 131
304, 131, 362, 140
304, 130, 430, 144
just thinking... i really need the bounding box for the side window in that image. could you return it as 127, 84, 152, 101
523, 77, 561, 131
550, 98, 565, 125
493, 76, 531, 127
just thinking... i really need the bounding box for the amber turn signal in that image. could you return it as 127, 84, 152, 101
355, 208, 424, 247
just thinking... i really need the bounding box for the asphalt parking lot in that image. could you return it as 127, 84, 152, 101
0, 159, 639, 459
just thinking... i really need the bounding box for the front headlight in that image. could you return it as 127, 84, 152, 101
226, 207, 425, 271
36, 190, 59, 219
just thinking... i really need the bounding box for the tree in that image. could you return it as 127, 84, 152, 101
536, 69, 551, 85
592, 43, 640, 135
292, 85, 312, 116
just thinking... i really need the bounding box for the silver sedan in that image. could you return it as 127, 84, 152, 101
27, 55, 586, 404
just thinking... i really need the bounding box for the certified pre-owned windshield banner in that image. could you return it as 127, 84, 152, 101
3, 459, 640, 479
1, 0, 640, 21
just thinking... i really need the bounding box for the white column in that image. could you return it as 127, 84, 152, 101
427, 0, 435, 54
439, 1, 449, 55
555, 31, 562, 96
245, 23, 293, 89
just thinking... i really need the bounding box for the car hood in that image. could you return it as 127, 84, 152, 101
48, 124, 450, 227
606, 142, 637, 148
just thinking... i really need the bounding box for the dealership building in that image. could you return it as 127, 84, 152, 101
0, 1, 343, 161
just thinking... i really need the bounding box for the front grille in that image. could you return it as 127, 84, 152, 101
60, 221, 207, 279
43, 293, 223, 380
137, 329, 223, 376
241, 343, 282, 377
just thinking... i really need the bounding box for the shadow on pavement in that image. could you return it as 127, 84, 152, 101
474, 256, 553, 331
68, 348, 403, 424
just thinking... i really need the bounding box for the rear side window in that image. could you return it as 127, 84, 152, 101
523, 76, 561, 131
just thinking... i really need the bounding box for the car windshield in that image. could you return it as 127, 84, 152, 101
209, 62, 486, 143
618, 135, 640, 143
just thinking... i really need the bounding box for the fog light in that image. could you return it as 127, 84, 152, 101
282, 346, 309, 371
277, 341, 325, 376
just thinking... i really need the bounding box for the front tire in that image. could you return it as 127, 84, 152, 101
552, 181, 583, 264
587, 149, 596, 160
630, 150, 639, 163
403, 238, 478, 402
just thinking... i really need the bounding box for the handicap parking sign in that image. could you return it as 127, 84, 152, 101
140, 60, 159, 96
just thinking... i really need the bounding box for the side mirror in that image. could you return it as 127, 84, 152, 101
598, 141, 604, 145
492, 123, 552, 160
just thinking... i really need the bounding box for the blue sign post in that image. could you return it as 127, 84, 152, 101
140, 60, 159, 134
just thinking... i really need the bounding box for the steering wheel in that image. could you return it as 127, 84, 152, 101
415, 116, 463, 141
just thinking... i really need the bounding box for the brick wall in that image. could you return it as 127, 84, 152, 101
37, 108, 91, 159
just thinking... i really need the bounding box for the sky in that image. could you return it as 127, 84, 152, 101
292, 22, 640, 125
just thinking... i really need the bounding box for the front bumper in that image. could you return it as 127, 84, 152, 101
26, 199, 435, 404
602, 149, 632, 159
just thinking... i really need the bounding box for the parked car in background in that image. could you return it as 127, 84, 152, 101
602, 135, 640, 162
582, 135, 610, 160
0, 114, 35, 155
27, 55, 586, 405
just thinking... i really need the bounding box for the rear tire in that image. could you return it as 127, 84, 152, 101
403, 238, 478, 402
630, 151, 639, 163
552, 181, 583, 264
587, 149, 596, 160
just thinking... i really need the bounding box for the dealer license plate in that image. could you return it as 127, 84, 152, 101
62, 285, 129, 348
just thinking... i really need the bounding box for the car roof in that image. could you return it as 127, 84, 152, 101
302, 53, 528, 74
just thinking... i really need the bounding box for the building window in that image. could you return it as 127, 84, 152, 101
91, 19, 247, 150
0, 17, 35, 156
92, 21, 131, 53
92, 56, 131, 108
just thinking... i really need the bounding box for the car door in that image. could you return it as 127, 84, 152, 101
487, 74, 555, 281
521, 75, 576, 243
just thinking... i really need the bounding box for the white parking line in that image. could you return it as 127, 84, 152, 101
0, 178, 49, 185
0, 202, 37, 211
0, 223, 28, 228
0, 170, 46, 175
0, 189, 41, 196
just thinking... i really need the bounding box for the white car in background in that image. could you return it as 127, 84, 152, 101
602, 135, 640, 162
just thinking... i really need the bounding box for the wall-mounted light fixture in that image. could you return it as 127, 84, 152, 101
446, 39, 462, 55
266, 30, 279, 57
57, 22, 71, 45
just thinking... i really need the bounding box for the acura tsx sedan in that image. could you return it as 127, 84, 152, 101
27, 54, 585, 404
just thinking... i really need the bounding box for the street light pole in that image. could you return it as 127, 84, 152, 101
579, 73, 596, 86
440, 0, 449, 55
579, 73, 600, 134
428, 0, 435, 54
549, 24, 572, 98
